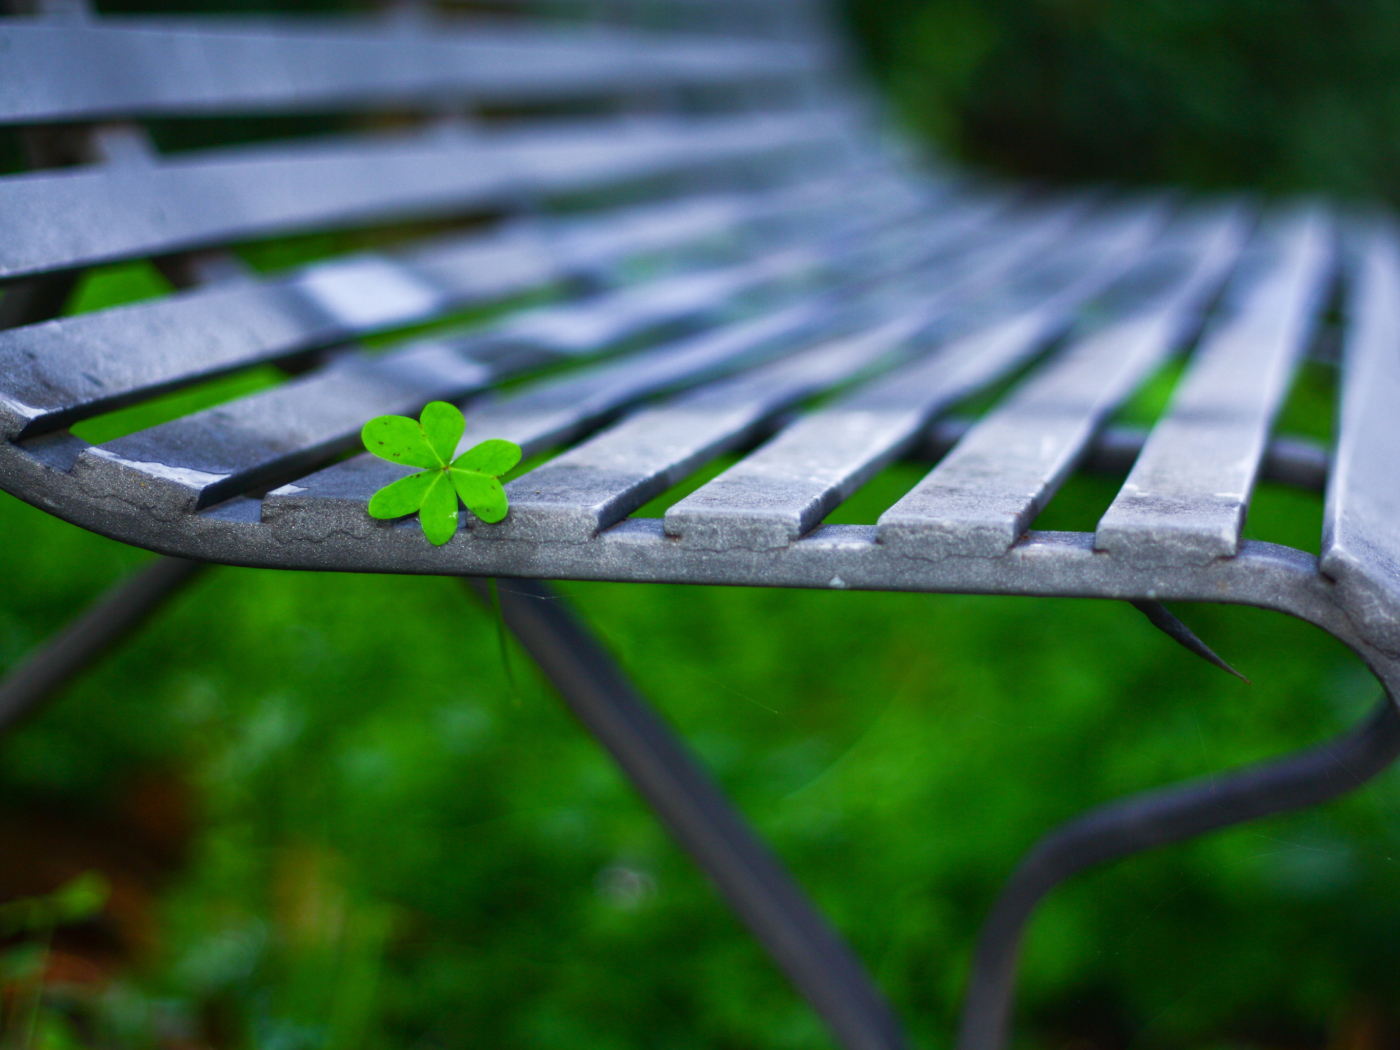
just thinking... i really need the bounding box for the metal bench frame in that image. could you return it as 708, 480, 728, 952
4, 2, 1400, 1048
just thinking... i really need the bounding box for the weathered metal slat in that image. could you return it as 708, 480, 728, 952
65, 190, 998, 516
257, 200, 1028, 532
522, 257, 807, 351
467, 197, 1113, 542
1094, 207, 1334, 565
483, 182, 1010, 358
74, 342, 493, 516
0, 107, 855, 280
1319, 223, 1400, 653
64, 256, 817, 515
259, 297, 854, 534
450, 299, 848, 456
662, 199, 1171, 551
173, 289, 856, 520
0, 167, 913, 442
408, 165, 932, 298
480, 182, 961, 358
876, 204, 1251, 558
482, 305, 947, 543
0, 16, 825, 124
918, 419, 1331, 496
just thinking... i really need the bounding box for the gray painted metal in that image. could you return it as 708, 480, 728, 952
1321, 225, 1400, 655
70, 249, 832, 515
0, 107, 855, 279
76, 342, 493, 515
256, 189, 1028, 524
7, 435, 1400, 705
476, 247, 821, 356
0, 169, 906, 440
1095, 207, 1335, 564
876, 204, 1250, 557
265, 299, 849, 522
0, 15, 825, 123
476, 200, 1094, 543
918, 420, 1330, 496
484, 296, 944, 542
64, 181, 985, 515
662, 198, 1169, 551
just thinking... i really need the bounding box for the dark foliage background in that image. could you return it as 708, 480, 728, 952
1, 2, 1397, 1049
844, 0, 1400, 203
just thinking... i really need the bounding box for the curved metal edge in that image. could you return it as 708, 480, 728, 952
0, 425, 1335, 726
2, 430, 1397, 684
954, 691, 1400, 1050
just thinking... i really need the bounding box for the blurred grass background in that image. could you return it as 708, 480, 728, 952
3, 1, 1400, 1049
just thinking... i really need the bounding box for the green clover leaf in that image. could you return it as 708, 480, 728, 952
362, 402, 521, 546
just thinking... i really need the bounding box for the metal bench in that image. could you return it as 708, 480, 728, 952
3, 1, 1399, 1047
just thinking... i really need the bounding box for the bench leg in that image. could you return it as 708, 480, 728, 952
465, 577, 909, 1050
0, 556, 205, 734
955, 692, 1400, 1050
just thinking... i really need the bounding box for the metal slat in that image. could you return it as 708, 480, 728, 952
67, 250, 825, 515
74, 342, 490, 515
257, 197, 1021, 532
1094, 207, 1334, 565
484, 306, 939, 542
876, 205, 1250, 558
0, 279, 339, 442
0, 169, 903, 441
0, 108, 853, 280
257, 300, 851, 533
1319, 223, 1400, 652
481, 184, 1006, 358
481, 250, 814, 355
410, 166, 926, 298
451, 300, 844, 455
663, 199, 1170, 551
481, 183, 952, 357
479, 199, 1112, 542
919, 419, 1331, 496
0, 17, 825, 124
67, 189, 996, 516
